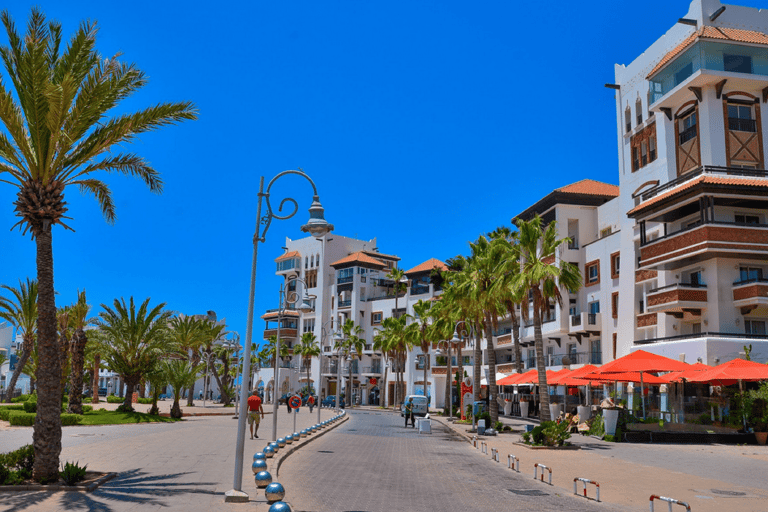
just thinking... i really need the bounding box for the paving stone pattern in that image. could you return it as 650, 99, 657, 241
279, 411, 623, 512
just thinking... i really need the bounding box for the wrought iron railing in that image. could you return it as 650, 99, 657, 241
728, 117, 756, 132
678, 124, 697, 145
634, 331, 768, 345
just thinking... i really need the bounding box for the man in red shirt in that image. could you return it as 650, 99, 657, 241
247, 390, 264, 439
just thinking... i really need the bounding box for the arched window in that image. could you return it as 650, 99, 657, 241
316, 253, 320, 267
305, 256, 309, 269
636, 98, 643, 126
625, 106, 631, 133
311, 255, 314, 267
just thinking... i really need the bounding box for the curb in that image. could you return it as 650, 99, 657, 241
272, 415, 350, 478
0, 472, 117, 493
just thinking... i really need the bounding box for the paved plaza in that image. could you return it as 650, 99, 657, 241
1, 406, 767, 511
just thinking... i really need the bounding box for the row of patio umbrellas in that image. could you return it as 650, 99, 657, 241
496, 350, 768, 418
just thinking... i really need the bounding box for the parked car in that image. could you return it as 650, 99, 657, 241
400, 395, 429, 417
97, 388, 108, 397
321, 396, 336, 407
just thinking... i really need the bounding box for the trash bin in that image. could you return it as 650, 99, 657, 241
473, 401, 485, 416
477, 419, 486, 435
504, 401, 512, 416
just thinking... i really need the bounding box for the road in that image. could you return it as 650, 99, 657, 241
279, 409, 622, 512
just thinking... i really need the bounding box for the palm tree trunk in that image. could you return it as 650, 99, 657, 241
457, 343, 464, 418
473, 326, 481, 404
5, 339, 31, 403
171, 394, 182, 418
186, 380, 195, 406
122, 377, 138, 411
382, 357, 389, 408
443, 348, 450, 415
533, 297, 551, 421
91, 354, 100, 404
508, 307, 524, 374
32, 226, 62, 482
423, 346, 428, 408
210, 361, 229, 405
484, 313, 499, 426
68, 329, 87, 414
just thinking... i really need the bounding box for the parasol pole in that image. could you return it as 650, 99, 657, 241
641, 372, 646, 420
739, 379, 746, 429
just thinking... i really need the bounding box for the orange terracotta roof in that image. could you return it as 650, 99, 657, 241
628, 175, 768, 215
405, 258, 448, 275
330, 251, 388, 268
647, 26, 768, 79
362, 250, 400, 262
556, 179, 619, 197
261, 310, 300, 320
274, 250, 300, 262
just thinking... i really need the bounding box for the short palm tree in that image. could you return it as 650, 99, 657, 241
0, 9, 196, 480
97, 297, 173, 412
67, 291, 94, 414
412, 300, 434, 402
511, 215, 582, 421
169, 316, 208, 405
162, 358, 200, 419
386, 267, 408, 314
336, 319, 364, 405
0, 278, 37, 403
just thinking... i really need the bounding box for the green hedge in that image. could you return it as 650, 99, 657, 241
10, 394, 31, 403
8, 411, 35, 426
60, 414, 83, 426
137, 397, 152, 404
0, 405, 25, 421
106, 395, 123, 403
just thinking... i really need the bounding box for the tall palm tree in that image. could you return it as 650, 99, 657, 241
378, 315, 414, 408
0, 278, 37, 403
294, 332, 320, 396
337, 319, 364, 406
209, 338, 239, 406
0, 9, 196, 480
511, 215, 582, 421
386, 267, 407, 315
372, 328, 393, 408
169, 316, 208, 405
412, 299, 434, 403
98, 297, 173, 412
67, 291, 94, 414
489, 228, 525, 375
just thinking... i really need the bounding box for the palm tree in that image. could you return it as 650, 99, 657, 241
412, 299, 434, 404
294, 332, 320, 396
372, 328, 393, 408
97, 297, 173, 412
162, 358, 200, 419
0, 278, 37, 403
489, 228, 525, 375
336, 319, 364, 406
511, 215, 582, 421
168, 316, 208, 405
386, 267, 407, 315
0, 9, 196, 480
209, 339, 238, 406
67, 291, 94, 414
378, 315, 414, 408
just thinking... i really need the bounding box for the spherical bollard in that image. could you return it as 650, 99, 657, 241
265, 482, 286, 503
292, 432, 300, 440
300, 430, 308, 438
269, 441, 279, 452
268, 501, 292, 512
285, 434, 294, 444
254, 452, 266, 461
252, 459, 268, 473
254, 470, 272, 488
264, 445, 275, 458
277, 437, 286, 448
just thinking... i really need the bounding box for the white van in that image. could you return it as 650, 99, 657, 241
400, 395, 429, 417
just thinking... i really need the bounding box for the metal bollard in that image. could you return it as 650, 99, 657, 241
573, 478, 600, 502
480, 441, 487, 454
507, 454, 519, 472
495, 449, 500, 462
490, 447, 496, 460
650, 495, 691, 512
533, 463, 552, 485
473, 435, 477, 448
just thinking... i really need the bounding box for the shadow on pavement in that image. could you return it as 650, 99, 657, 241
0, 469, 220, 512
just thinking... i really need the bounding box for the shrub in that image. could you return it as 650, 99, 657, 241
59, 461, 88, 486
10, 394, 30, 403
0, 405, 25, 421
137, 397, 153, 404
522, 420, 571, 446
82, 405, 93, 413
60, 414, 83, 426
0, 463, 8, 485
22, 394, 37, 414
494, 421, 504, 431
8, 411, 35, 426
0, 444, 34, 480
106, 395, 123, 404
585, 413, 605, 437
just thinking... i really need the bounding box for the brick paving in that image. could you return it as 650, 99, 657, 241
279, 410, 621, 512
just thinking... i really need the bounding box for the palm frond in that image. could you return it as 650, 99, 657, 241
74, 178, 114, 222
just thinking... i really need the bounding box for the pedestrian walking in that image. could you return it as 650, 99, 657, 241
308, 394, 315, 413
247, 389, 264, 439
404, 397, 414, 428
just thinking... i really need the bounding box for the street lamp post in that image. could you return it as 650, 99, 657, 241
318, 321, 335, 424
435, 321, 471, 422
226, 169, 333, 503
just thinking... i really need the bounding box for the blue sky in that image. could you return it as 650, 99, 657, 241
1, 1, 762, 344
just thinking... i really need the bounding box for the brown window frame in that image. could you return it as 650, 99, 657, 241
585, 260, 600, 287
371, 311, 383, 325
610, 252, 620, 279
611, 292, 619, 319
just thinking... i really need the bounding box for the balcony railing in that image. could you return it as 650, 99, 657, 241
523, 315, 555, 328
337, 276, 354, 284
648, 282, 706, 294
338, 299, 352, 308
635, 332, 768, 345
640, 165, 768, 202
411, 285, 430, 295
729, 117, 757, 133
733, 277, 768, 286
678, 124, 697, 145
362, 365, 382, 374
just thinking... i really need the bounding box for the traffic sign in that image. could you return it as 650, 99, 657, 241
288, 395, 301, 409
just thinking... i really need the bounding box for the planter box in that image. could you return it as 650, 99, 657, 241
626, 422, 738, 434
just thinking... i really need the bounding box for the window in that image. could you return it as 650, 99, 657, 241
612, 333, 617, 360
611, 292, 619, 319
735, 213, 760, 225
740, 266, 763, 282
674, 62, 693, 85
745, 319, 766, 335
310, 255, 314, 267
630, 122, 656, 171
590, 339, 602, 365
691, 322, 701, 334
632, 146, 639, 172
611, 252, 620, 278
585, 260, 599, 286
639, 300, 645, 314
678, 110, 697, 145
727, 103, 756, 132
625, 107, 631, 133
588, 301, 600, 315
636, 99, 643, 126
688, 270, 703, 286
649, 136, 657, 162
302, 318, 315, 334
371, 312, 383, 325
568, 343, 577, 358
640, 141, 648, 167
724, 54, 752, 74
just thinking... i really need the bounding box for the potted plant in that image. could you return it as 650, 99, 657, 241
747, 382, 768, 445
519, 397, 529, 419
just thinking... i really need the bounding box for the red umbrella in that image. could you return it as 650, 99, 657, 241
659, 363, 711, 383
581, 371, 666, 385
497, 369, 536, 386
549, 365, 598, 386
593, 349, 689, 374
517, 368, 569, 385
686, 358, 768, 385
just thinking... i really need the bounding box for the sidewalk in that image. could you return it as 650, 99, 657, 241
431, 413, 768, 512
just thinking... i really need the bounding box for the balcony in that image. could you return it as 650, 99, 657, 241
337, 276, 354, 285
545, 351, 601, 367
649, 39, 768, 111
337, 299, 352, 309
646, 283, 707, 316
493, 333, 513, 348
635, 269, 658, 283
634, 332, 768, 346
639, 223, 768, 270
636, 313, 658, 328
263, 328, 298, 340
361, 365, 382, 375
410, 284, 430, 295
733, 278, 768, 311
568, 313, 601, 334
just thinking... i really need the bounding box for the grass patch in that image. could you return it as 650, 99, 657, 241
79, 409, 179, 425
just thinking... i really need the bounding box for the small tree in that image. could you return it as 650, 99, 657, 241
163, 359, 200, 419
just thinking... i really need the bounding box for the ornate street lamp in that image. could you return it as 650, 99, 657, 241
226, 169, 333, 503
